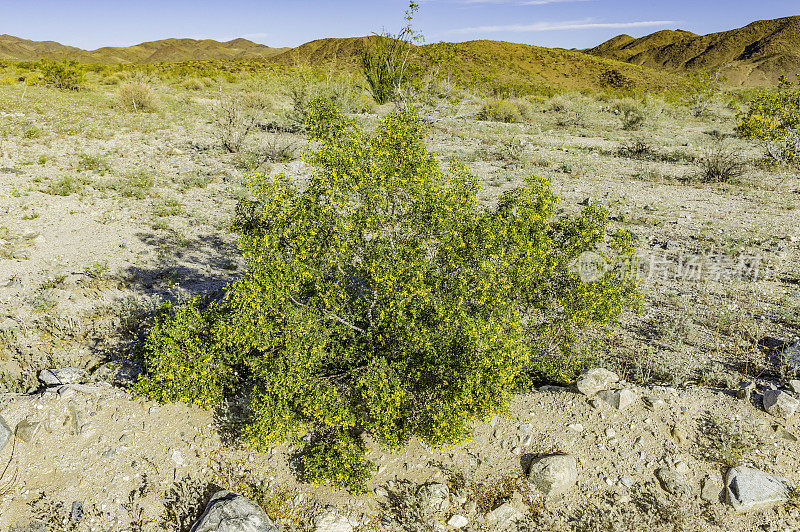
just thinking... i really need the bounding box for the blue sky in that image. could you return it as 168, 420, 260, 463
1, 0, 798, 50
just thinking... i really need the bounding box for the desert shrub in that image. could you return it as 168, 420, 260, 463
696, 139, 745, 183
614, 101, 645, 130
683, 71, 722, 117
117, 82, 159, 112
182, 78, 205, 91
37, 59, 84, 90
76, 153, 111, 175
45, 176, 81, 196
737, 77, 800, 165
617, 137, 654, 159
476, 99, 521, 123
213, 91, 266, 152
133, 99, 638, 492
103, 71, 129, 85
548, 94, 569, 113
283, 74, 364, 129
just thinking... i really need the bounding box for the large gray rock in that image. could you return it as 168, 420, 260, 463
190, 490, 277, 532
38, 367, 87, 386
527, 454, 578, 497
763, 390, 799, 418
575, 368, 619, 396
596, 389, 637, 410
485, 503, 524, 530
417, 483, 450, 514
313, 508, 353, 532
655, 468, 692, 498
0, 414, 11, 452
726, 467, 791, 512
784, 342, 800, 368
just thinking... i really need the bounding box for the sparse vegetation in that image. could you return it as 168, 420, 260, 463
696, 139, 745, 182
117, 82, 159, 112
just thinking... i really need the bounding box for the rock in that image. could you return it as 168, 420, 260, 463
38, 367, 87, 386
15, 420, 40, 443
701, 475, 723, 503
70, 501, 84, 524
485, 503, 524, 530
763, 390, 799, 418
726, 467, 791, 512
190, 490, 277, 532
575, 368, 619, 396
736, 382, 756, 401
527, 454, 578, 497
671, 425, 689, 446
596, 389, 636, 410
0, 414, 11, 452
417, 483, 450, 514
784, 342, 800, 368
447, 514, 469, 528
655, 468, 692, 498
642, 396, 665, 409
313, 508, 353, 532
789, 380, 800, 394
92, 361, 141, 385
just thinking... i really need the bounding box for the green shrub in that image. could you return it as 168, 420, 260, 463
77, 153, 111, 175
38, 59, 84, 90
615, 101, 645, 130
182, 78, 205, 91
737, 78, 800, 165
476, 99, 521, 123
117, 82, 159, 112
134, 99, 638, 492
45, 176, 81, 196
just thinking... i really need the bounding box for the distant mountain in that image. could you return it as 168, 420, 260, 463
0, 34, 82, 60
587, 16, 800, 86
0, 35, 289, 63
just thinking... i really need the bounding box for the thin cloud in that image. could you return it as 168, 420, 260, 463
446, 19, 677, 34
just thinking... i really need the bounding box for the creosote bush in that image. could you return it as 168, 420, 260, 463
133, 99, 638, 492
38, 59, 84, 91
737, 77, 800, 165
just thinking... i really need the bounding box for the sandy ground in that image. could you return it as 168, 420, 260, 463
0, 80, 799, 530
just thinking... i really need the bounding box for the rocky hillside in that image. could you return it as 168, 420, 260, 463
587, 16, 800, 86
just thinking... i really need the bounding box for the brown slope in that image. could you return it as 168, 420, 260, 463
588, 16, 800, 86
268, 37, 678, 91
0, 34, 82, 61
0, 35, 288, 63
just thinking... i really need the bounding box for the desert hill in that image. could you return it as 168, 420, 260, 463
269, 37, 677, 91
588, 16, 800, 86
0, 34, 289, 63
